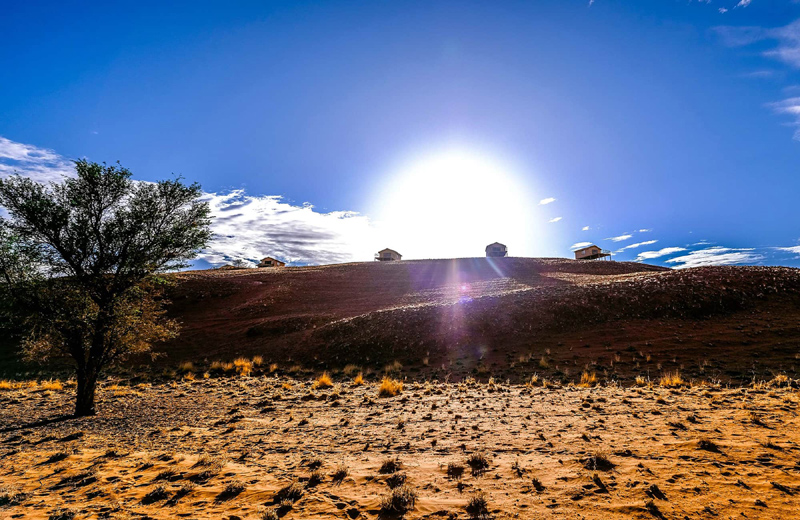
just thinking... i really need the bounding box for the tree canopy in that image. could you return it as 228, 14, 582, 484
0, 160, 212, 415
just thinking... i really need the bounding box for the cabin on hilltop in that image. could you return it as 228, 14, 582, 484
574, 245, 611, 261
375, 248, 402, 261
258, 256, 286, 267
485, 242, 507, 258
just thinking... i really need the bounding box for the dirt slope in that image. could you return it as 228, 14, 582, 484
161, 258, 800, 383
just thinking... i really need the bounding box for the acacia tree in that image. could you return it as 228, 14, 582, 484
0, 160, 212, 416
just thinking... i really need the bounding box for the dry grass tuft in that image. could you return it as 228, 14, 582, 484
233, 357, 253, 376
659, 371, 685, 388
465, 492, 491, 519
313, 372, 334, 389
578, 371, 597, 387
380, 484, 417, 515
352, 372, 365, 386
379, 457, 402, 474
378, 377, 403, 397
467, 452, 491, 476
40, 379, 63, 391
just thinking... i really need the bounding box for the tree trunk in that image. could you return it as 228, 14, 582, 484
75, 368, 98, 416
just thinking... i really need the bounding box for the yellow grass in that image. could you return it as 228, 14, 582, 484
352, 372, 365, 386
659, 371, 685, 388
378, 377, 403, 398
252, 355, 264, 367
635, 375, 647, 387
269, 363, 279, 373
282, 381, 293, 390
343, 364, 361, 376
538, 356, 550, 369
211, 361, 235, 373
178, 361, 195, 373
384, 360, 403, 374
233, 358, 253, 376
314, 372, 334, 389
578, 371, 597, 388
0, 380, 15, 390
40, 379, 63, 391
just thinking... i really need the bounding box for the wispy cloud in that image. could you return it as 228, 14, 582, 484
715, 19, 800, 68
607, 234, 633, 242
769, 97, 800, 140
616, 239, 657, 252
548, 216, 562, 223
638, 229, 651, 233
0, 136, 374, 267
570, 241, 593, 251
777, 245, 800, 255
0, 137, 75, 184
719, 7, 728, 13
539, 197, 556, 205
736, 0, 752, 7
666, 246, 764, 269
635, 247, 687, 262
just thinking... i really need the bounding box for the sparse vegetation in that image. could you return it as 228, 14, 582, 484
465, 492, 490, 519
380, 484, 417, 515
314, 372, 334, 389
378, 377, 403, 397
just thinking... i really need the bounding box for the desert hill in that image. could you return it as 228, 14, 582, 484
162, 258, 800, 384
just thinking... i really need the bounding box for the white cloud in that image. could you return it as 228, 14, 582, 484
736, 0, 751, 7
777, 245, 800, 255
200, 191, 373, 266
582, 226, 590, 231
548, 217, 562, 223
769, 97, 800, 141
719, 7, 728, 13
0, 136, 375, 267
616, 240, 657, 252
539, 197, 556, 205
570, 241, 593, 251
0, 137, 75, 184
635, 247, 687, 262
666, 246, 765, 269
715, 19, 800, 68
638, 229, 651, 233
607, 234, 633, 242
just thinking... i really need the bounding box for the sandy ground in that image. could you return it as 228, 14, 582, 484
2, 376, 800, 519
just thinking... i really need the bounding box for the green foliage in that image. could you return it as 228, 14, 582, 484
0, 160, 212, 414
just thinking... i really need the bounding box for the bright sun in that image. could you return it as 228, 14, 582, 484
372, 150, 538, 259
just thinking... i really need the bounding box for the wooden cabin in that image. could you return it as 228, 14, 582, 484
257, 256, 286, 267
485, 242, 508, 258
375, 248, 402, 261
574, 245, 611, 261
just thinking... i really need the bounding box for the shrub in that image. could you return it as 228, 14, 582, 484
446, 462, 465, 479
378, 377, 403, 398
380, 485, 417, 515
379, 458, 402, 474
275, 481, 304, 503
467, 452, 490, 476
331, 463, 349, 482
465, 492, 490, 519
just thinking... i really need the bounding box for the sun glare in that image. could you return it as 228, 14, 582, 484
372, 150, 538, 259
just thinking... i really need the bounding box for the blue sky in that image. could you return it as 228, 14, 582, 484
1, 0, 799, 268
